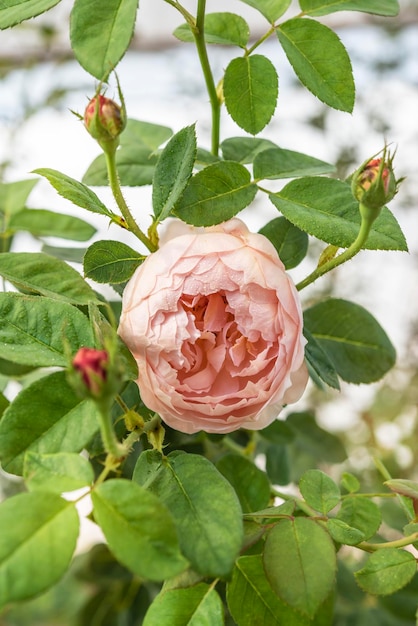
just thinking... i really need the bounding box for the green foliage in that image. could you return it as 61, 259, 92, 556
152, 125, 197, 223
0, 252, 101, 304
23, 452, 94, 493
70, 0, 138, 80
173, 161, 257, 225
264, 517, 337, 617
0, 0, 61, 29
91, 479, 188, 580
223, 55, 279, 134
259, 217, 308, 269
33, 168, 115, 219
0, 371, 100, 474
304, 298, 396, 384
238, 0, 292, 22
9, 208, 96, 241
0, 492, 79, 609
269, 177, 407, 251
0, 293, 94, 366
0, 0, 412, 623
143, 583, 224, 625
133, 451, 243, 577
174, 12, 250, 47
277, 19, 355, 112
355, 549, 417, 596
299, 0, 400, 18
83, 240, 144, 284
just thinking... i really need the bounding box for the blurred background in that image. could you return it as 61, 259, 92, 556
0, 0, 418, 623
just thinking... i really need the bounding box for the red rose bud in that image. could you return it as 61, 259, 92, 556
72, 347, 109, 398
84, 94, 125, 148
351, 149, 400, 213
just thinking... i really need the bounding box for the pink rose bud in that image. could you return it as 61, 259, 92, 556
84, 94, 125, 145
118, 218, 308, 435
351, 150, 399, 212
72, 347, 109, 398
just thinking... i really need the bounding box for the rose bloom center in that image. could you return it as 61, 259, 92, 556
172, 291, 277, 401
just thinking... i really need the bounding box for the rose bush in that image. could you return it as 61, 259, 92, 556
118, 218, 308, 434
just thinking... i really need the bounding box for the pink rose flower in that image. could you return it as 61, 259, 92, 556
118, 218, 308, 434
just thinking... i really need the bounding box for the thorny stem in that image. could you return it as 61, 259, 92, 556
104, 150, 156, 252
296, 204, 373, 291
194, 0, 221, 155
96, 398, 126, 460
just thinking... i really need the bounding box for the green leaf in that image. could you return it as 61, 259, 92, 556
304, 298, 396, 384
260, 419, 295, 445
259, 217, 308, 269
0, 178, 38, 215
82, 144, 158, 186
83, 240, 144, 284
0, 392, 9, 419
174, 12, 250, 47
9, 208, 96, 241
300, 0, 399, 18
286, 411, 347, 465
0, 0, 61, 29
0, 293, 94, 367
385, 479, 418, 500
299, 469, 341, 514
254, 148, 335, 180
0, 358, 35, 377
41, 244, 86, 264
270, 176, 407, 251
304, 327, 341, 390
174, 161, 257, 226
0, 371, 100, 475
91, 479, 188, 581
263, 517, 337, 617
143, 583, 224, 626
152, 125, 196, 222
237, 0, 291, 22
337, 496, 382, 540
221, 136, 278, 163
0, 252, 101, 305
0, 492, 78, 609
121, 118, 173, 150
224, 55, 278, 134
216, 454, 271, 513
355, 549, 416, 596
341, 472, 361, 494
134, 451, 243, 578
277, 18, 355, 112
33, 168, 114, 218
265, 444, 291, 485
327, 518, 365, 546
70, 0, 138, 80
227, 555, 307, 626
23, 451, 94, 493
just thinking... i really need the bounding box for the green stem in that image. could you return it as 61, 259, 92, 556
272, 487, 318, 518
296, 203, 373, 291
358, 532, 418, 553
97, 398, 126, 459
246, 26, 275, 56
104, 150, 156, 252
194, 0, 221, 155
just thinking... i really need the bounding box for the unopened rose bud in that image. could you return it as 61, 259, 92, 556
72, 347, 109, 398
351, 149, 400, 213
84, 94, 126, 149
